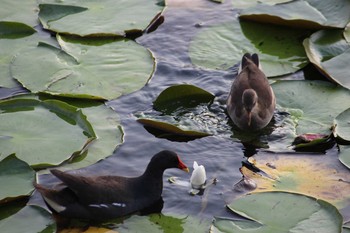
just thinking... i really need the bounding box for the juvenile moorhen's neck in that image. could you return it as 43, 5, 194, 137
141, 162, 166, 180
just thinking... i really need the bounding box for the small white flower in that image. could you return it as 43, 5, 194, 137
190, 161, 206, 189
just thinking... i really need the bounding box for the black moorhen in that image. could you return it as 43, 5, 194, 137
227, 53, 276, 131
35, 150, 189, 221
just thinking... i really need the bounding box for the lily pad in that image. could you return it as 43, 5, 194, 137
0, 0, 39, 27
15, 94, 124, 171
238, 154, 350, 207
0, 154, 35, 204
272, 80, 350, 135
212, 192, 343, 233
333, 108, 350, 143
38, 0, 164, 36
232, 0, 293, 9
0, 205, 55, 233
0, 22, 55, 88
303, 29, 350, 90
0, 98, 95, 168
153, 84, 215, 114
11, 35, 155, 100
189, 20, 311, 76
339, 145, 350, 170
112, 213, 210, 233
240, 0, 350, 29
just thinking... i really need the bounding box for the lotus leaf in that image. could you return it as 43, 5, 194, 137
232, 0, 293, 9
189, 20, 310, 76
303, 29, 350, 90
38, 0, 164, 36
11, 35, 155, 100
0, 0, 39, 27
153, 84, 215, 114
339, 145, 350, 170
0, 98, 95, 168
238, 154, 350, 207
240, 0, 350, 29
272, 80, 350, 134
212, 192, 342, 233
0, 22, 55, 88
0, 154, 35, 204
0, 205, 55, 233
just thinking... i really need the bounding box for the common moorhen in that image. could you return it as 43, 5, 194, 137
227, 53, 275, 131
35, 150, 189, 221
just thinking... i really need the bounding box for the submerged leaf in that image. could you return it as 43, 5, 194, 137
0, 154, 35, 204
189, 20, 310, 76
212, 192, 343, 233
11, 35, 155, 100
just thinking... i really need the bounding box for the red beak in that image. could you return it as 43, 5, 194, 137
177, 156, 189, 173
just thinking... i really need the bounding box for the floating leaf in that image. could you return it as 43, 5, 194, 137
38, 0, 164, 36
339, 145, 350, 170
0, 0, 39, 27
333, 108, 350, 143
304, 29, 350, 90
272, 80, 350, 135
0, 154, 35, 204
111, 213, 210, 233
189, 20, 310, 76
212, 192, 342, 233
137, 116, 212, 138
0, 98, 95, 168
238, 154, 350, 207
11, 35, 155, 100
240, 0, 350, 29
153, 84, 215, 114
0, 22, 55, 88
0, 205, 56, 233
292, 133, 335, 152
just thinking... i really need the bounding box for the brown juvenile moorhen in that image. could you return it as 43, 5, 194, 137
35, 150, 189, 221
227, 53, 276, 131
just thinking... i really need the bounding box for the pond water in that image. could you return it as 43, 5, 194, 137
3, 0, 350, 228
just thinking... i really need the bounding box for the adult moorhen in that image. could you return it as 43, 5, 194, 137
227, 53, 275, 131
35, 150, 189, 221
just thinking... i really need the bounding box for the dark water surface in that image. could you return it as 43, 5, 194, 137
3, 0, 350, 226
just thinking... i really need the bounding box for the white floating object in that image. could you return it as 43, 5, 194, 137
190, 161, 206, 189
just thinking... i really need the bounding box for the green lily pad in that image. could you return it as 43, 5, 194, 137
240, 0, 350, 29
333, 108, 350, 143
1, 0, 39, 27
11, 34, 155, 100
137, 117, 212, 138
14, 94, 124, 171
344, 23, 350, 43
339, 145, 350, 170
0, 154, 35, 204
272, 80, 350, 135
112, 213, 210, 233
212, 192, 342, 233
303, 29, 350, 90
0, 22, 55, 88
0, 205, 56, 233
153, 84, 215, 114
189, 20, 311, 76
38, 0, 164, 36
0, 98, 95, 168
